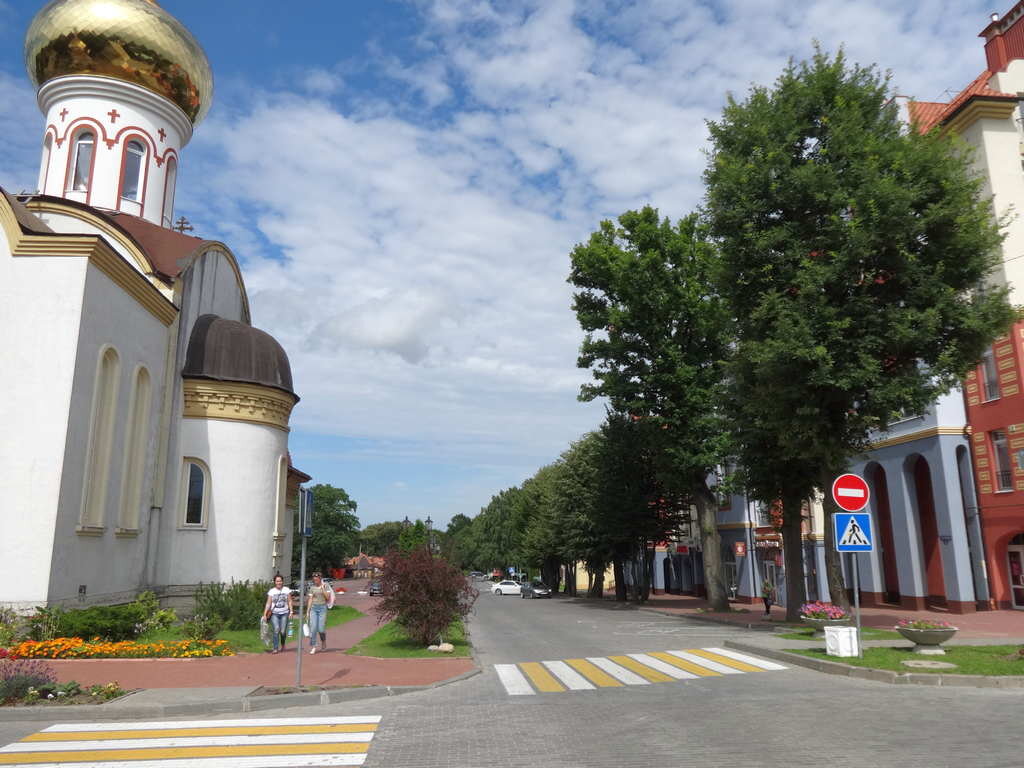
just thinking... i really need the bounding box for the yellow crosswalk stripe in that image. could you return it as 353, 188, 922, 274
23, 723, 377, 742
648, 651, 722, 677
607, 655, 674, 683
0, 742, 369, 764
519, 661, 567, 692
685, 648, 764, 672
565, 657, 624, 687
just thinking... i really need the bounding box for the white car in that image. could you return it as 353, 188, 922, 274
492, 580, 521, 596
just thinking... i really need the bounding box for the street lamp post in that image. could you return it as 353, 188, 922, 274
425, 515, 434, 553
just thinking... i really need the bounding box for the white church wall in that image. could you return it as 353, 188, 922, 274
0, 232, 87, 610
47, 260, 168, 605
34, 211, 150, 278
169, 418, 288, 585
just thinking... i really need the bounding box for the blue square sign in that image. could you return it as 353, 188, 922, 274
834, 512, 873, 552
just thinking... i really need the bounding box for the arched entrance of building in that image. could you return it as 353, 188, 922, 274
1008, 533, 1024, 610
868, 463, 900, 605
909, 455, 947, 607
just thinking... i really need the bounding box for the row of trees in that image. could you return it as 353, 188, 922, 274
455, 50, 1015, 620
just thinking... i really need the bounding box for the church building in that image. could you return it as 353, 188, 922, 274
1, 0, 308, 611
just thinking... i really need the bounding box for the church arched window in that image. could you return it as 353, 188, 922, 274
80, 346, 120, 530
162, 157, 177, 228
120, 139, 147, 202
38, 134, 52, 193
68, 130, 95, 193
117, 366, 151, 531
181, 458, 209, 528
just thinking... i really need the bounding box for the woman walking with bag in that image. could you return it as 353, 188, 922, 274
264, 574, 293, 653
306, 571, 332, 653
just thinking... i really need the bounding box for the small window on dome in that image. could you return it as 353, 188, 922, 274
121, 139, 146, 202
69, 131, 94, 192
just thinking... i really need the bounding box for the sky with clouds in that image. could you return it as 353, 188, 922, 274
0, 0, 1002, 528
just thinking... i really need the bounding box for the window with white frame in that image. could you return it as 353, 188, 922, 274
120, 139, 146, 202
69, 130, 94, 192
181, 459, 209, 527
992, 430, 1013, 492
161, 157, 177, 227
982, 348, 1001, 401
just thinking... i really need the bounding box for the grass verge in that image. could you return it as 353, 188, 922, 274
346, 620, 470, 658
777, 627, 901, 641
139, 605, 363, 654
785, 645, 1024, 675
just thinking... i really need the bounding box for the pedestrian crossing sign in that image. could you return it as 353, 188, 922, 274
834, 512, 873, 552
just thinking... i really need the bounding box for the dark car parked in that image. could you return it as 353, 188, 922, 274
368, 581, 383, 596
520, 581, 552, 599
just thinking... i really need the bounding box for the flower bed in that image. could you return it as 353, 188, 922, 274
6, 637, 234, 660
799, 601, 848, 620
896, 618, 956, 630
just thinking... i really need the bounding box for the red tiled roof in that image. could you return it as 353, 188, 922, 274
909, 70, 1016, 133
106, 210, 212, 279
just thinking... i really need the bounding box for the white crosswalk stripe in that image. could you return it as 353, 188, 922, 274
495, 662, 536, 695
628, 653, 698, 680
0, 715, 382, 767
705, 647, 788, 670
585, 656, 650, 685
665, 650, 744, 674
543, 660, 596, 690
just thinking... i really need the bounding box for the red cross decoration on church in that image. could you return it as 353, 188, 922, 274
59, 108, 69, 121
157, 128, 166, 142
107, 108, 120, 123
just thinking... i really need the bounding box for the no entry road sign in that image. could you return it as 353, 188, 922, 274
831, 473, 870, 512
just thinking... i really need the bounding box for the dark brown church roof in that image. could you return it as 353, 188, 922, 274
106, 211, 214, 279
183, 314, 296, 396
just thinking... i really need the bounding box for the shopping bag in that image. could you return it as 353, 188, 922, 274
326, 582, 336, 609
259, 615, 271, 647
302, 622, 310, 637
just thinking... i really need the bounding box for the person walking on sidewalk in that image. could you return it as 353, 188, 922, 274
264, 574, 293, 654
306, 571, 332, 654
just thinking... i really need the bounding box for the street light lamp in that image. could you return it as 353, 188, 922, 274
402, 516, 410, 528
425, 516, 435, 553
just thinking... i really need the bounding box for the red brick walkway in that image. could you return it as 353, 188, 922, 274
641, 592, 1024, 640
43, 583, 475, 689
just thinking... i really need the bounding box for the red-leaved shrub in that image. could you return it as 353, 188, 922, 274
375, 548, 478, 646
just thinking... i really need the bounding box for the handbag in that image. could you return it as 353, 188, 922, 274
302, 621, 310, 637
325, 582, 336, 609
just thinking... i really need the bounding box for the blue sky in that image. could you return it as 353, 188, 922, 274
0, 0, 999, 529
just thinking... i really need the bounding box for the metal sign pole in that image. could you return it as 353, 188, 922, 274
852, 552, 862, 658
295, 489, 309, 688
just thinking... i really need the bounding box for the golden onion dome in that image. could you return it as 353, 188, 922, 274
25, 0, 213, 124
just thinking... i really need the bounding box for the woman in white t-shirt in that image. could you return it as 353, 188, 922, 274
263, 574, 293, 654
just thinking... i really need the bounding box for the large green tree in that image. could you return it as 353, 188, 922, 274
569, 207, 732, 609
292, 484, 360, 578
704, 48, 1014, 618
359, 521, 404, 556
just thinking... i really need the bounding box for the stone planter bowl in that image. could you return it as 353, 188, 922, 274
895, 626, 958, 655
801, 617, 850, 637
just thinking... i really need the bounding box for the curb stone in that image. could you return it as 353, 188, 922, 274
723, 640, 1024, 689
0, 667, 481, 723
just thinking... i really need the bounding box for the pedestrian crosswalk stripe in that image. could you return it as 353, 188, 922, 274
495, 663, 535, 695
665, 650, 742, 675
684, 648, 764, 672
608, 655, 675, 683
627, 653, 697, 680
494, 648, 786, 695
23, 724, 378, 742
0, 716, 380, 767
519, 661, 566, 692
585, 656, 649, 685
542, 660, 595, 690
649, 651, 722, 677
564, 658, 623, 687
705, 647, 787, 671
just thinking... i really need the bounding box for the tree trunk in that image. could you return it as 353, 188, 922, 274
566, 562, 577, 596
695, 482, 729, 611
781, 489, 808, 622
613, 554, 627, 601
589, 565, 605, 597
819, 477, 851, 610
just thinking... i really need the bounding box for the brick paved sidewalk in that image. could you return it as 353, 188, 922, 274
637, 592, 1024, 640
40, 584, 475, 689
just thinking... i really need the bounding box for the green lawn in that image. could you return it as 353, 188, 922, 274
785, 645, 1024, 675
346, 620, 470, 658
139, 605, 363, 654
777, 627, 901, 641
